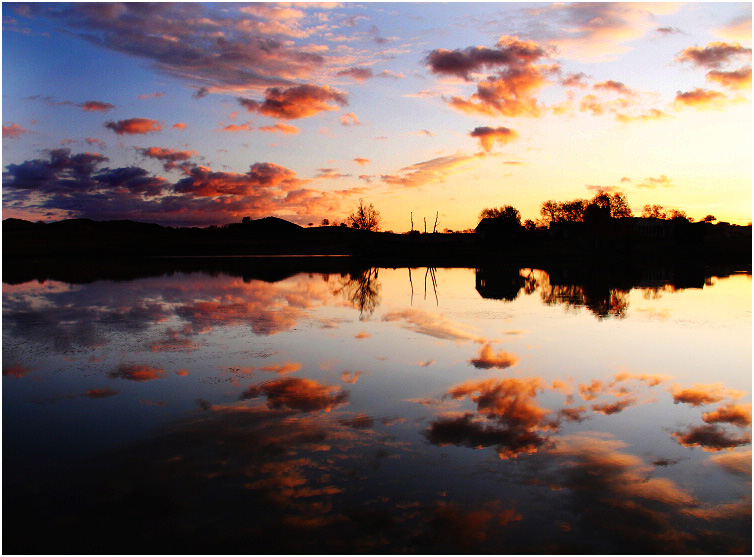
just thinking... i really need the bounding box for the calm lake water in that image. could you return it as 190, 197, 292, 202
3, 261, 751, 554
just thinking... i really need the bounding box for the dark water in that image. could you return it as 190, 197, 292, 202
3, 262, 751, 554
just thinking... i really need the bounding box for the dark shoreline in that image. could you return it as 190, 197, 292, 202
3, 216, 751, 286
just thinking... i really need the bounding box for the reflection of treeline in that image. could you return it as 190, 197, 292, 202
475, 262, 747, 319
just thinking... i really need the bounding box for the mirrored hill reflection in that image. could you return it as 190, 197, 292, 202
2, 262, 751, 554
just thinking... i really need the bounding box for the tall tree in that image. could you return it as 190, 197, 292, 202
347, 199, 381, 231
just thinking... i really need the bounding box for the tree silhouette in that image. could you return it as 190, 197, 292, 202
347, 199, 381, 231
642, 204, 667, 219
478, 205, 521, 225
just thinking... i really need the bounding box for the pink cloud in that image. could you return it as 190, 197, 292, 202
3, 123, 30, 138
81, 100, 115, 112
105, 117, 161, 135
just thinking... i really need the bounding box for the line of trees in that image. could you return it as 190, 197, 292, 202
538, 192, 632, 226
480, 192, 715, 229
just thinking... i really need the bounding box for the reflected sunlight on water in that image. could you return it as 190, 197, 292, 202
3, 264, 751, 553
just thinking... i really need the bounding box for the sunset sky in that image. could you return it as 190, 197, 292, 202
2, 2, 751, 231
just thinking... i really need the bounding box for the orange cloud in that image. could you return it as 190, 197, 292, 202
593, 80, 633, 95
105, 117, 161, 135
591, 397, 637, 415
702, 403, 752, 427
447, 377, 549, 429
615, 108, 670, 123
172, 122, 186, 130
469, 343, 519, 369
259, 123, 300, 134
339, 112, 361, 126
427, 36, 553, 117
579, 379, 604, 401
260, 361, 301, 375
637, 174, 673, 189
671, 424, 751, 451
2, 123, 30, 138
611, 372, 672, 387
109, 364, 165, 382
545, 433, 698, 547
217, 122, 253, 132
670, 383, 745, 406
138, 146, 198, 172
448, 66, 552, 117
675, 41, 752, 69
674, 88, 729, 110
238, 84, 347, 120
81, 100, 115, 112
705, 67, 752, 90
354, 331, 370, 339
709, 449, 751, 477
469, 126, 518, 153
558, 406, 589, 423
240, 377, 349, 413
353, 157, 370, 166
175, 162, 304, 197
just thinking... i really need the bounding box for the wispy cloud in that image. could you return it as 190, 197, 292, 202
380, 153, 485, 189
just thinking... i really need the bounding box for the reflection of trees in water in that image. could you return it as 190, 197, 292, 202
407, 267, 439, 306
538, 274, 629, 319
335, 267, 381, 319
476, 266, 630, 318
475, 267, 539, 302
